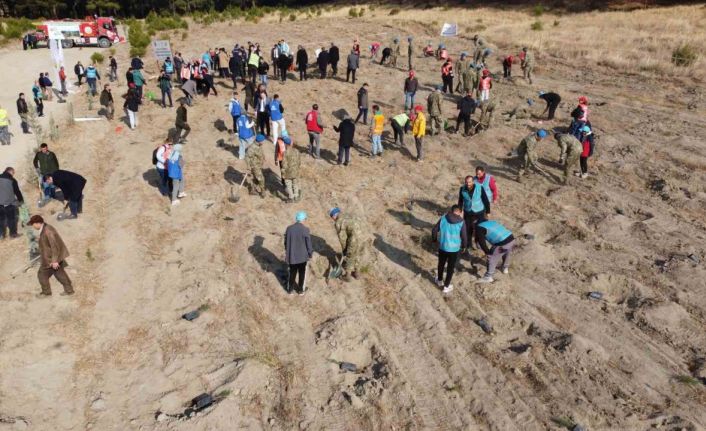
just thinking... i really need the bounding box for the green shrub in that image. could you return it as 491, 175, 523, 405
316, 8, 322, 16
289, 13, 296, 21
145, 12, 188, 31
531, 21, 543, 31
130, 46, 147, 57
389, 8, 400, 15
358, 7, 365, 17
553, 19, 560, 26
672, 44, 697, 67
109, 47, 116, 55
127, 20, 150, 58
181, 31, 187, 40
533, 4, 545, 16
90, 52, 105, 64
348, 7, 358, 18
0, 18, 35, 39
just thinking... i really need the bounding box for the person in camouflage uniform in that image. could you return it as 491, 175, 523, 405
521, 47, 534, 84
329, 207, 364, 280
281, 136, 301, 202
472, 35, 486, 65
455, 53, 470, 93
426, 86, 443, 135
477, 99, 496, 131
554, 132, 583, 184
505, 102, 534, 121
391, 38, 400, 68
245, 134, 267, 198
407, 36, 414, 71
516, 129, 548, 182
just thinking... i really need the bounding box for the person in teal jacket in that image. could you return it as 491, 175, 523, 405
475, 219, 515, 284
432, 205, 468, 294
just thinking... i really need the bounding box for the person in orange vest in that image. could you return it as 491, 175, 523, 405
478, 69, 492, 101
274, 132, 288, 187
441, 58, 454, 94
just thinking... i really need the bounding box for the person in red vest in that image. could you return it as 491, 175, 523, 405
478, 69, 492, 101
305, 104, 325, 159
441, 58, 454, 94
503, 55, 513, 78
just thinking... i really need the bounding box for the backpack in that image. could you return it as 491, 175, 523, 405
152, 147, 160, 165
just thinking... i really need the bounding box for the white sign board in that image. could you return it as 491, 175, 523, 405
152, 40, 172, 61
440, 23, 458, 37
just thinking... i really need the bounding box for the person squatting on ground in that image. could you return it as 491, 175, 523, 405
284, 211, 313, 295
475, 219, 515, 284
168, 144, 187, 206
0, 167, 24, 239
29, 215, 75, 297
329, 207, 364, 281
246, 134, 267, 198
334, 113, 356, 166
432, 205, 467, 294
305, 104, 324, 159
412, 105, 426, 161
281, 136, 301, 202
43, 170, 86, 219
370, 105, 384, 157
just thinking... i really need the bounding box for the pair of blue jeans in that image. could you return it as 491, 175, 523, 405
404, 91, 416, 110
371, 135, 383, 155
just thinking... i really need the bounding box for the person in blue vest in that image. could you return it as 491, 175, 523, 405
85, 63, 101, 96
228, 92, 242, 133
163, 57, 175, 81
431, 205, 468, 294
167, 144, 186, 206
457, 174, 491, 249
475, 219, 515, 284
237, 113, 256, 160
269, 94, 286, 144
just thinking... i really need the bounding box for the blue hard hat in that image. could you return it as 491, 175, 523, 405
296, 211, 307, 222
537, 129, 548, 138
255, 134, 266, 142
329, 207, 341, 218
283, 136, 292, 145
580, 125, 592, 133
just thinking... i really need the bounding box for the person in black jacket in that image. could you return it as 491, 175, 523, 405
0, 167, 24, 239
329, 43, 340, 77
296, 46, 308, 81
333, 113, 355, 166
16, 93, 30, 134
43, 170, 86, 219
538, 91, 561, 120
229, 54, 240, 89
317, 48, 329, 79
123, 87, 139, 129
278, 54, 291, 83
455, 90, 477, 136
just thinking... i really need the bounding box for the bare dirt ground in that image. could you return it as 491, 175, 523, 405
1, 6, 706, 431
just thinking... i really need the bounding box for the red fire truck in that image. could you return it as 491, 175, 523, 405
33, 16, 124, 49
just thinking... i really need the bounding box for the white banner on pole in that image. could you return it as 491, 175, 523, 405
49, 39, 64, 93
440, 23, 458, 37
152, 40, 172, 61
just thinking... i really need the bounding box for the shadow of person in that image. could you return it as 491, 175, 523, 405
387, 209, 433, 231
223, 166, 246, 185
217, 137, 238, 157
311, 234, 337, 266
263, 167, 285, 196
214, 119, 228, 132
248, 235, 287, 291
413, 199, 448, 215
373, 233, 435, 283
142, 168, 162, 190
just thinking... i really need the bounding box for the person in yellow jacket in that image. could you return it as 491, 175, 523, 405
369, 105, 385, 157
412, 105, 426, 161
0, 105, 10, 146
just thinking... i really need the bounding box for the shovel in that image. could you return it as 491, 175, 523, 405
328, 255, 346, 280
228, 173, 248, 203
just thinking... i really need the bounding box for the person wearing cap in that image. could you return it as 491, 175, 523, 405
478, 69, 492, 101
370, 105, 385, 157
305, 104, 325, 159
554, 132, 583, 185
520, 47, 534, 84
577, 125, 594, 179
475, 218, 515, 284
411, 105, 426, 161
503, 54, 514, 78
403, 70, 419, 110
355, 83, 369, 125
516, 129, 549, 182
407, 36, 414, 71
346, 49, 360, 84
472, 34, 486, 64
431, 205, 467, 293
333, 112, 356, 166
284, 211, 313, 295
43, 170, 86, 219
245, 134, 266, 198
28, 215, 74, 297
441, 58, 454, 94
0, 167, 23, 239
455, 90, 477, 136
281, 136, 301, 202
391, 37, 400, 68
539, 91, 561, 120
426, 86, 443, 135
329, 207, 364, 281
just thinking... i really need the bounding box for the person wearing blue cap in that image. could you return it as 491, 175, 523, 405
554, 132, 583, 185
281, 136, 301, 202
516, 129, 549, 182
329, 207, 364, 281
538, 91, 561, 120
284, 211, 313, 295
245, 134, 266, 198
